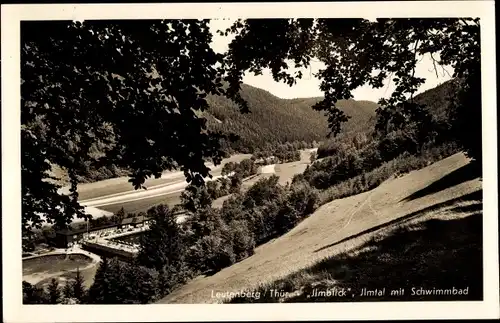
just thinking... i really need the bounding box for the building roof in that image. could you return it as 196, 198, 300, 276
121, 215, 148, 225
56, 215, 152, 236
56, 222, 120, 236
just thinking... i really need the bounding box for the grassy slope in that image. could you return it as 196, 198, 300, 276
158, 152, 482, 303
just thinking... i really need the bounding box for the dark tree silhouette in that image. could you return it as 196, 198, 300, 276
136, 205, 187, 272
61, 280, 74, 299
47, 278, 61, 304
22, 20, 229, 241
87, 257, 110, 303
22, 281, 47, 304
222, 18, 481, 161
71, 267, 86, 302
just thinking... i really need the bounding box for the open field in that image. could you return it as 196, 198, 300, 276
158, 152, 482, 304
274, 148, 317, 186
75, 150, 317, 215
60, 154, 252, 201
97, 192, 183, 214
212, 149, 317, 209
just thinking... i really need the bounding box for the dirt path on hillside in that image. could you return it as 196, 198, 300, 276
158, 152, 481, 304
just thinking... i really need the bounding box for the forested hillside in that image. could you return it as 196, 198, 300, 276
205, 83, 378, 153
51, 80, 455, 184
317, 79, 458, 158
57, 83, 378, 183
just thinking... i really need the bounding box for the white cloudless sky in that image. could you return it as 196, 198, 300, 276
209, 19, 454, 102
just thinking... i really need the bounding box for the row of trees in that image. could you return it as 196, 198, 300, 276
252, 141, 312, 164
180, 157, 260, 213
25, 174, 320, 305
23, 268, 86, 304
302, 127, 460, 191
305, 78, 472, 192
176, 175, 320, 275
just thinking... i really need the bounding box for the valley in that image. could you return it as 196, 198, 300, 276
158, 152, 482, 303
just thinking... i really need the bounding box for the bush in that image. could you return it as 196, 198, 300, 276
180, 184, 213, 213
244, 175, 284, 207
228, 220, 256, 261
184, 207, 235, 273
274, 181, 319, 235
23, 281, 48, 304
137, 205, 188, 273
87, 258, 158, 304
193, 235, 236, 272
309, 151, 317, 163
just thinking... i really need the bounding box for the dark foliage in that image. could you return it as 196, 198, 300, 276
87, 258, 158, 304
71, 267, 86, 302
22, 19, 231, 242
23, 18, 481, 304
224, 18, 480, 161
47, 278, 61, 304
136, 205, 188, 273
23, 281, 48, 304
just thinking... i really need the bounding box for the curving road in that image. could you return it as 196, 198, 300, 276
72, 149, 316, 217
80, 174, 228, 208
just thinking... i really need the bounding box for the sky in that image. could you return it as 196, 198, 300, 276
209, 19, 453, 102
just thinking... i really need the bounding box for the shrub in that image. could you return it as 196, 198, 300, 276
137, 205, 188, 272
47, 278, 61, 304
180, 184, 213, 213
274, 181, 319, 235
23, 281, 48, 304
244, 175, 284, 207
309, 151, 317, 163
195, 235, 236, 272
184, 207, 236, 273
87, 258, 158, 304
228, 220, 256, 261
318, 143, 460, 204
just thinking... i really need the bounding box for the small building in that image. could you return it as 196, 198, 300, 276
54, 223, 120, 248
120, 215, 150, 229
54, 215, 152, 248
254, 156, 278, 166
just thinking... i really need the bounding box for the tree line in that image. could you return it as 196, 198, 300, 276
23, 171, 320, 304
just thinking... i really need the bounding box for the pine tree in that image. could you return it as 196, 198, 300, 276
62, 281, 73, 299
47, 278, 61, 304
116, 207, 126, 224
88, 257, 127, 304
105, 258, 127, 304
87, 258, 108, 303
123, 262, 158, 304
71, 267, 86, 303
137, 205, 187, 272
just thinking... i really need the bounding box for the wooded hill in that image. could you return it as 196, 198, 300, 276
205, 83, 378, 153
53, 80, 457, 184
55, 83, 379, 183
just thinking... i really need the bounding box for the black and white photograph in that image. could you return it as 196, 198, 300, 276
2, 1, 498, 321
